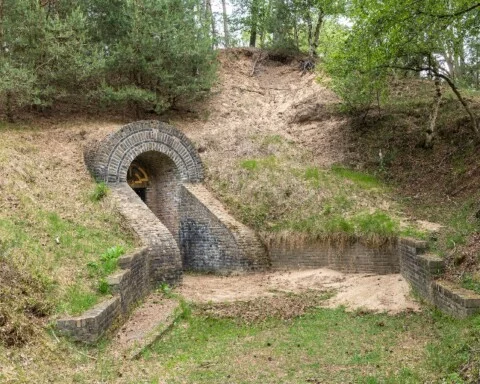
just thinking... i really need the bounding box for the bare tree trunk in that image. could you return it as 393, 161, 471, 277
424, 77, 442, 149
205, 0, 216, 47
221, 0, 229, 47
436, 72, 480, 139
306, 11, 313, 54
6, 91, 14, 123
310, 10, 324, 57
249, 0, 259, 47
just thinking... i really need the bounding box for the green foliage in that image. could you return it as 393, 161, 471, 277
144, 308, 480, 383
87, 245, 125, 277
351, 211, 399, 238
240, 159, 258, 170
0, 0, 216, 119
443, 200, 480, 251
461, 274, 480, 294
231, 0, 346, 52
87, 245, 125, 294
90, 182, 109, 202
322, 0, 480, 123
331, 165, 381, 189
159, 282, 173, 297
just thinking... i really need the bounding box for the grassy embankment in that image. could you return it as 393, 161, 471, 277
0, 122, 136, 348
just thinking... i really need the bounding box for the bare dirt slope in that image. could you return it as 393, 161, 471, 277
174, 49, 348, 169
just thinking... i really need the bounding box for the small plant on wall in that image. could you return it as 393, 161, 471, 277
87, 246, 126, 294
90, 182, 109, 202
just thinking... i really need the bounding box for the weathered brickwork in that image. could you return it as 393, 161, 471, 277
56, 297, 121, 344
59, 120, 480, 343
59, 120, 268, 343
269, 239, 399, 274
85, 120, 204, 183
399, 237, 480, 318
180, 184, 268, 272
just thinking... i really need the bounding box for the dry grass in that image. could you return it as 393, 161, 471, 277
0, 120, 137, 349
170, 51, 420, 244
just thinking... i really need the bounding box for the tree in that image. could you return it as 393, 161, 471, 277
324, 0, 480, 144
0, 0, 217, 121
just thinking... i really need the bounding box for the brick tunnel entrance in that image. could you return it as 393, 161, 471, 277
126, 151, 181, 242
85, 120, 267, 280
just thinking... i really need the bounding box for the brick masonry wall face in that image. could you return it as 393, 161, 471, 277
58, 121, 269, 342
399, 238, 480, 318
269, 239, 399, 274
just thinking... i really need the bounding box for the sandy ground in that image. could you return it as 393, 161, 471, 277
111, 269, 418, 354
110, 293, 178, 357
179, 269, 420, 314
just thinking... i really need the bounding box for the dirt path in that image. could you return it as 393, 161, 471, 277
110, 293, 178, 359
179, 269, 420, 314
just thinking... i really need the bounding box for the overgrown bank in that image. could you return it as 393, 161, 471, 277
0, 121, 136, 348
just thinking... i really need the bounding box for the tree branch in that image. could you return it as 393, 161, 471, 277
380, 64, 479, 138
418, 3, 480, 18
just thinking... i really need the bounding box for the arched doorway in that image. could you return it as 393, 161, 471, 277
127, 151, 181, 241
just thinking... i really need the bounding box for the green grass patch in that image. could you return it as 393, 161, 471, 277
331, 165, 381, 189
89, 182, 109, 202
87, 245, 125, 294
141, 307, 480, 383
351, 211, 399, 238
462, 274, 480, 294
240, 156, 278, 172
57, 284, 99, 315
240, 159, 258, 171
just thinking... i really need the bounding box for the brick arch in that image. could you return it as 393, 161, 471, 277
88, 120, 204, 183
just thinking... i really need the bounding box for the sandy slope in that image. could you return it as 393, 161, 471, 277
173, 49, 348, 169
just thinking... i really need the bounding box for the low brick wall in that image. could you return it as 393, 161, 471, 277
56, 246, 155, 343
399, 238, 480, 318
57, 296, 121, 344
269, 238, 399, 274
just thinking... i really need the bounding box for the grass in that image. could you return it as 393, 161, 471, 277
133, 307, 480, 384
210, 139, 414, 243
0, 124, 137, 335
331, 165, 382, 189
90, 182, 109, 202
3, 290, 480, 382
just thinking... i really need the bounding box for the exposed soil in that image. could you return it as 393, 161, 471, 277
110, 293, 178, 358
174, 48, 348, 169
179, 269, 420, 314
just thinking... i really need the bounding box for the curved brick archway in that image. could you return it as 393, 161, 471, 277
87, 120, 204, 184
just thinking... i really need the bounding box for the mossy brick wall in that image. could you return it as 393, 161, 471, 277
269, 239, 399, 274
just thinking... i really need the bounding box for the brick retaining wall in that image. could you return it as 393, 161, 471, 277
57, 121, 480, 344
269, 238, 399, 274
399, 238, 480, 318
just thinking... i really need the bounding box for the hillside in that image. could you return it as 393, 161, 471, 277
0, 48, 480, 382
172, 48, 480, 281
